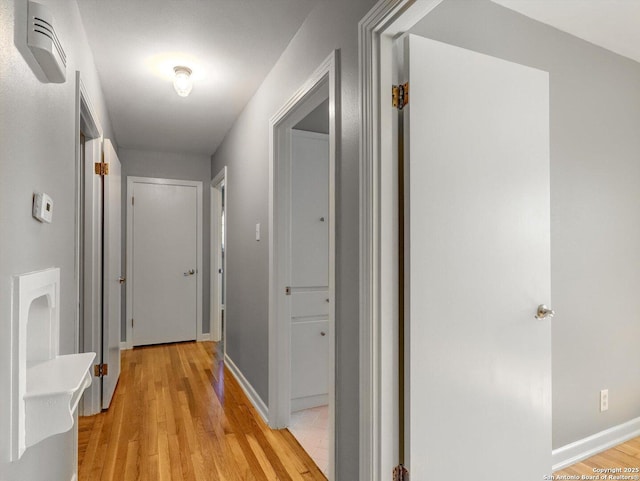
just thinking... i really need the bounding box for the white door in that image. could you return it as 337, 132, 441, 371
102, 139, 122, 408
290, 130, 330, 410
131, 181, 198, 346
404, 35, 551, 479
211, 169, 226, 343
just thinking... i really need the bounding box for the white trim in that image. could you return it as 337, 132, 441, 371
224, 353, 268, 423
126, 176, 204, 347
74, 72, 104, 417
552, 417, 640, 472
198, 333, 211, 342
269, 50, 339, 481
358, 1, 444, 480
71, 474, 78, 481
211, 167, 227, 343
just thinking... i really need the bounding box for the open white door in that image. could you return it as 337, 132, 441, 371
404, 35, 551, 479
102, 139, 121, 409
211, 167, 226, 343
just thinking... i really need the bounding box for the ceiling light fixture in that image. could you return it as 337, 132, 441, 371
173, 66, 193, 97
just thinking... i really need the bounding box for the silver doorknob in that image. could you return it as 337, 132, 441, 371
184, 269, 195, 276
320, 331, 326, 336
118, 276, 126, 284
535, 304, 554, 320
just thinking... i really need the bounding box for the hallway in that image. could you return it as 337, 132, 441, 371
78, 342, 326, 481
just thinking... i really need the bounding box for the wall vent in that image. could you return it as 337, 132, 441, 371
27, 1, 66, 83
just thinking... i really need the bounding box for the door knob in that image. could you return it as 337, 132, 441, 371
118, 276, 126, 284
184, 269, 195, 276
535, 304, 554, 320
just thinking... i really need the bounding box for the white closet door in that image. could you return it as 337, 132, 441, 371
132, 181, 198, 346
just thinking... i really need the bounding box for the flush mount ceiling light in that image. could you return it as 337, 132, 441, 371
173, 66, 193, 97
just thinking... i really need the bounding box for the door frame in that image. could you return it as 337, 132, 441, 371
358, 1, 444, 479
268, 50, 339, 480
125, 176, 204, 348
210, 167, 227, 343
74, 72, 104, 416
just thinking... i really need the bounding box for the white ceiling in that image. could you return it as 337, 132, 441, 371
492, 0, 640, 65
77, 0, 318, 155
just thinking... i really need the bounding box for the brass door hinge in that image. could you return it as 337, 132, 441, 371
392, 83, 409, 110
393, 465, 409, 481
94, 363, 109, 377
94, 162, 109, 176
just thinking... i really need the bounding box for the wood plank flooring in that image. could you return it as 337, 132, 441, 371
78, 341, 326, 481
555, 437, 640, 478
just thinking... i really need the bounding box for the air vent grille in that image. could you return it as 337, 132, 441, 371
32, 16, 67, 67
26, 1, 66, 83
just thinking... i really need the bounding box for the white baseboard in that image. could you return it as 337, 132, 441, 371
119, 341, 132, 350
198, 333, 211, 341
552, 416, 640, 471
71, 473, 78, 481
224, 353, 268, 423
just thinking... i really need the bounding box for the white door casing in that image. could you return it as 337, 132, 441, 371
404, 34, 551, 479
102, 139, 122, 408
126, 177, 203, 347
269, 51, 338, 481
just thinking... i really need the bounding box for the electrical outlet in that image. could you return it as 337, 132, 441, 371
600, 389, 609, 412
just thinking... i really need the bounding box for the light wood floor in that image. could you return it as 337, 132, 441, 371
78, 341, 326, 481
555, 437, 640, 477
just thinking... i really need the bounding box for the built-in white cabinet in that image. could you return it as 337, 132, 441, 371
291, 320, 330, 411
290, 130, 330, 412
291, 130, 329, 288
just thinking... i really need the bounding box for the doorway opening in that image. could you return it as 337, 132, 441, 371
75, 75, 123, 416
75, 73, 104, 416
359, 2, 552, 480
269, 51, 339, 479
211, 167, 227, 357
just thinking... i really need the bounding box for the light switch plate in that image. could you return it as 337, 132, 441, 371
256, 223, 261, 241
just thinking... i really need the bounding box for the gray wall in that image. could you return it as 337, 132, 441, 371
210, 0, 376, 478
119, 148, 212, 339
0, 0, 116, 478
410, 0, 640, 449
